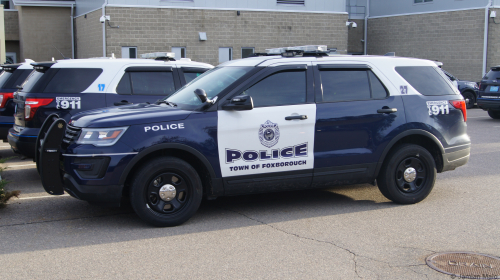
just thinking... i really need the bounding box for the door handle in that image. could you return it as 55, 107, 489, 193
377, 108, 397, 114
114, 100, 131, 106
285, 115, 307, 120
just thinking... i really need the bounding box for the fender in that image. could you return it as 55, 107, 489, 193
118, 143, 219, 189
374, 129, 445, 175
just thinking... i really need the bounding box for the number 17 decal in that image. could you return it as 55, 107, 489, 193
98, 84, 105, 91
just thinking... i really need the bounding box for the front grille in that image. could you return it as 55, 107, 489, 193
62, 125, 81, 149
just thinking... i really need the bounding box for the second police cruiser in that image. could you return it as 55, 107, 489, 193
38, 46, 470, 227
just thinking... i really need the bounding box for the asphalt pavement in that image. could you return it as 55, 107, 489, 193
0, 108, 498, 279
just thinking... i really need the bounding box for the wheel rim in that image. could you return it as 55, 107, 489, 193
464, 93, 474, 109
395, 157, 427, 193
146, 172, 189, 214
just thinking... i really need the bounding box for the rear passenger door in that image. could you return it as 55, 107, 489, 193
312, 63, 406, 187
106, 66, 181, 106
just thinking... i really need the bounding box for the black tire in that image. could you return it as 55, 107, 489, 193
129, 156, 203, 227
377, 144, 436, 204
488, 110, 500, 119
462, 91, 475, 109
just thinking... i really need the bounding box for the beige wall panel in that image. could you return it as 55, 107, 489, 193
487, 8, 500, 75
367, 9, 484, 82
75, 8, 103, 59
18, 6, 72, 61
4, 10, 19, 41
101, 7, 348, 65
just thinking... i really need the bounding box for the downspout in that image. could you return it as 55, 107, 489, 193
71, 3, 74, 59
102, 0, 107, 57
363, 0, 370, 55
483, 0, 492, 77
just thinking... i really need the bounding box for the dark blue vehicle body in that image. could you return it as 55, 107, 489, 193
477, 66, 500, 118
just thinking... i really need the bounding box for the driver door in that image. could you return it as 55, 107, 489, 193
217, 64, 316, 195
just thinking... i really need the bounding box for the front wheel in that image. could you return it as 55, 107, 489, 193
462, 91, 475, 109
488, 110, 500, 119
377, 144, 436, 204
129, 156, 203, 227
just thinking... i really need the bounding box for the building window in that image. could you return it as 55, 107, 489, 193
5, 52, 16, 64
0, 0, 10, 9
172, 47, 186, 60
414, 0, 432, 3
121, 47, 137, 59
219, 47, 232, 63
277, 0, 305, 5
241, 47, 255, 59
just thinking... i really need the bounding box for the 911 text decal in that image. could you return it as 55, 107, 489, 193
426, 101, 449, 116
56, 97, 81, 109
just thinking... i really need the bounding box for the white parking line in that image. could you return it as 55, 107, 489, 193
19, 194, 70, 200
5, 163, 36, 168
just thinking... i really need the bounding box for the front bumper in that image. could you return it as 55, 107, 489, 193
441, 144, 470, 172
477, 98, 500, 111
7, 127, 38, 158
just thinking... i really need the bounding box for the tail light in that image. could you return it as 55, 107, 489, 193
24, 98, 53, 121
449, 100, 467, 122
0, 92, 14, 108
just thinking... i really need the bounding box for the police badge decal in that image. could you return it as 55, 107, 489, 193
259, 120, 280, 148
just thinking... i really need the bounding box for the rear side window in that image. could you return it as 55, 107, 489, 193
319, 70, 388, 102
395, 66, 456, 96
484, 70, 500, 80
43, 68, 103, 94
3, 69, 33, 89
117, 72, 175, 96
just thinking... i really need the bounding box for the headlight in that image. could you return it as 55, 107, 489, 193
76, 127, 128, 146
466, 82, 479, 89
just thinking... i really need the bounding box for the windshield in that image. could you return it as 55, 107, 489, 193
166, 66, 253, 107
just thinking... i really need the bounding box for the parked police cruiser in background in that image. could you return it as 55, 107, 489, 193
9, 53, 212, 158
37, 46, 470, 227
478, 65, 500, 119
0, 60, 34, 140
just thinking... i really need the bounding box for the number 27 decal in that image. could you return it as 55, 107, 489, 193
426, 101, 449, 116
56, 97, 81, 110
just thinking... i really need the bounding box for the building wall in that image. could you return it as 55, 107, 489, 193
369, 0, 487, 18
487, 8, 500, 73
17, 6, 72, 61
101, 7, 347, 65
347, 19, 364, 54
105, 0, 346, 14
367, 8, 484, 82
75, 8, 103, 58
4, 10, 18, 41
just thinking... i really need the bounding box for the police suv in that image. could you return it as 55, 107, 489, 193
37, 46, 470, 227
9, 53, 212, 158
0, 60, 34, 140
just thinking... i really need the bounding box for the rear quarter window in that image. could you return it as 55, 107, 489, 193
43, 68, 103, 94
395, 66, 457, 96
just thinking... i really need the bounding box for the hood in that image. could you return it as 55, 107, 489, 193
70, 103, 192, 128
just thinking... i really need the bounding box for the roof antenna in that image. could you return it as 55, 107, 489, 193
52, 44, 69, 59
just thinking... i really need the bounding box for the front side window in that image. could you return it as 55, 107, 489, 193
242, 70, 306, 107
319, 69, 388, 102
117, 71, 176, 96
183, 72, 203, 84
43, 68, 103, 94
167, 66, 253, 107
396, 66, 456, 96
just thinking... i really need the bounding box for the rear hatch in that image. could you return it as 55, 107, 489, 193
479, 66, 500, 99
0, 64, 33, 115
13, 62, 105, 130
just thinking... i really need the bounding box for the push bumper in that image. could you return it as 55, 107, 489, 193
62, 173, 123, 206
441, 144, 470, 172
477, 98, 500, 111
7, 127, 38, 158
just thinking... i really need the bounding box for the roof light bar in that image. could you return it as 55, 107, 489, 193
140, 52, 175, 59
265, 45, 328, 54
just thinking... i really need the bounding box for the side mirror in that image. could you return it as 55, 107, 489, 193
194, 88, 208, 103
221, 95, 254, 111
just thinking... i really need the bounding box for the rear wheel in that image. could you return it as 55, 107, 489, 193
129, 156, 203, 227
488, 110, 500, 119
377, 144, 436, 204
462, 91, 475, 109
